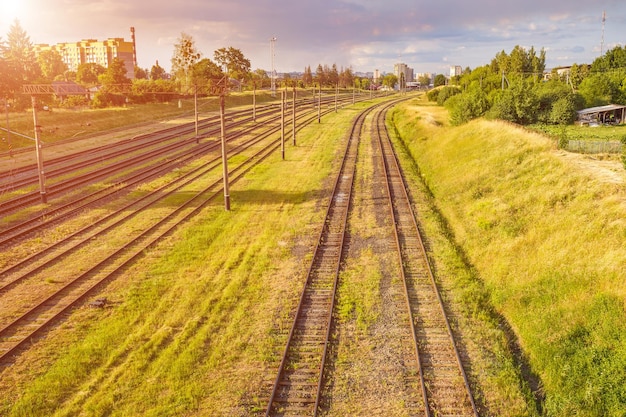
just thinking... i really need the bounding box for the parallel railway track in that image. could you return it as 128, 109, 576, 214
0, 96, 355, 364
374, 104, 478, 416
264, 97, 479, 416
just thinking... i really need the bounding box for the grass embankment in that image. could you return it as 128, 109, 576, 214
390, 99, 626, 416
0, 100, 360, 416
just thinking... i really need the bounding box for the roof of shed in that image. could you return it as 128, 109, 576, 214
577, 104, 626, 115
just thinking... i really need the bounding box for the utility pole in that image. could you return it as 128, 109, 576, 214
335, 83, 338, 112
270, 37, 277, 97
253, 82, 256, 122
601, 10, 606, 56
281, 90, 285, 160
220, 91, 230, 211
194, 85, 199, 143
292, 85, 296, 146
4, 98, 10, 155
318, 84, 321, 123
31, 96, 47, 203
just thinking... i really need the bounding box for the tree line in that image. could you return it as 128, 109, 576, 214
429, 44, 626, 126
0, 22, 393, 111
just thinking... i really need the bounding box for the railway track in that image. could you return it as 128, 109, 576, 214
374, 104, 478, 416
264, 96, 478, 416
0, 92, 374, 224
0, 127, 282, 364
0, 97, 359, 365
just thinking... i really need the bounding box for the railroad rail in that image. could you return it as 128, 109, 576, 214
264, 98, 372, 417
0, 96, 360, 364
374, 104, 478, 416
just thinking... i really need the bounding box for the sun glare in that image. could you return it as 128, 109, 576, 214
2, 1, 23, 20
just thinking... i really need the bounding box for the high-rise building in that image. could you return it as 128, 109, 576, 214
394, 63, 414, 89
450, 65, 463, 78
33, 28, 137, 79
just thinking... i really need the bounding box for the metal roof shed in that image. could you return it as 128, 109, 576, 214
577, 104, 626, 126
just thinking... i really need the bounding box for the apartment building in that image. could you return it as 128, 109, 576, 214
33, 27, 137, 79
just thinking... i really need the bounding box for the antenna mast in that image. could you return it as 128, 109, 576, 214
600, 10, 606, 56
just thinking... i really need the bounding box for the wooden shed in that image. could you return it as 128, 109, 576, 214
577, 104, 626, 126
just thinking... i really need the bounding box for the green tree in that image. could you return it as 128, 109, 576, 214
76, 62, 106, 85
171, 32, 201, 90
382, 73, 397, 89
434, 74, 447, 87
578, 73, 622, 107
213, 47, 250, 80
5, 19, 40, 83
418, 74, 431, 87
191, 58, 224, 92
251, 68, 269, 88
99, 58, 131, 85
37, 49, 68, 81
446, 88, 490, 125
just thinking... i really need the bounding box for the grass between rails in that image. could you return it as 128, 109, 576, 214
0, 99, 367, 416
389, 97, 626, 416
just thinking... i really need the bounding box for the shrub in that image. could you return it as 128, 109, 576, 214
549, 96, 577, 125
436, 86, 461, 106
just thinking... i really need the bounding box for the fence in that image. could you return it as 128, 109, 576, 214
567, 140, 622, 154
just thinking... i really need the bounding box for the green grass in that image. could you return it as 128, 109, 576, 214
390, 99, 626, 416
529, 123, 626, 143
0, 99, 374, 416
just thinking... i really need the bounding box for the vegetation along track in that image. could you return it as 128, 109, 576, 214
0, 95, 353, 365
374, 104, 478, 416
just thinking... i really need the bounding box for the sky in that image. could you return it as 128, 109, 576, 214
1, 0, 625, 76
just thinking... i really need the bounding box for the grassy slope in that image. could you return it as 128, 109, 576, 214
390, 99, 626, 416
0, 101, 359, 416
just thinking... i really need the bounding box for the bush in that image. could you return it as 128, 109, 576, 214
549, 96, 577, 125
436, 86, 461, 106
446, 89, 490, 126
427, 88, 440, 102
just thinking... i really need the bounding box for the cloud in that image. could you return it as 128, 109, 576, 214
4, 0, 626, 74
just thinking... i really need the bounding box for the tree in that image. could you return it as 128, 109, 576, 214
418, 74, 431, 87
76, 62, 106, 85
315, 64, 326, 86
191, 58, 224, 90
578, 73, 622, 107
339, 66, 354, 88
99, 58, 131, 86
382, 73, 397, 89
434, 74, 447, 87
5, 19, 40, 83
328, 64, 339, 86
251, 68, 269, 88
213, 47, 250, 80
171, 32, 201, 90
150, 61, 166, 80
302, 66, 313, 87
134, 66, 148, 80
37, 49, 68, 81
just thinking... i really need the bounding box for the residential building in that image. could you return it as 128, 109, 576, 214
394, 63, 414, 88
450, 65, 463, 77
33, 27, 137, 79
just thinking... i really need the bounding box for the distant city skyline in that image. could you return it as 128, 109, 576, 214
2, 0, 625, 76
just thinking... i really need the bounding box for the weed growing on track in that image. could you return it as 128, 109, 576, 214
390, 97, 626, 416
